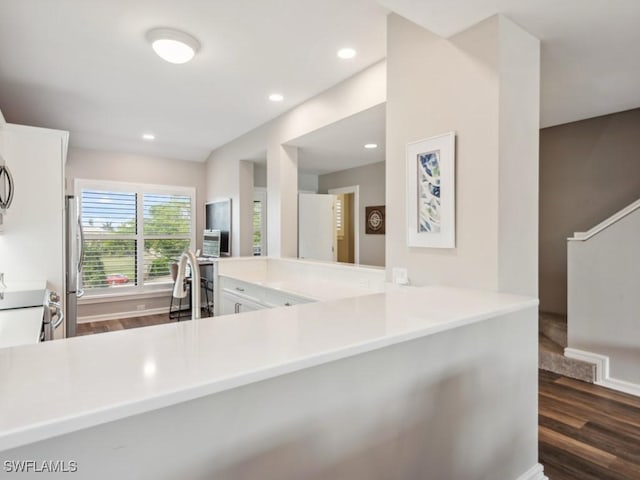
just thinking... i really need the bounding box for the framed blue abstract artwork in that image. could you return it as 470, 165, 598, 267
406, 132, 455, 248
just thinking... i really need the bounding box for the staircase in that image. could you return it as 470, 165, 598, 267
539, 311, 596, 382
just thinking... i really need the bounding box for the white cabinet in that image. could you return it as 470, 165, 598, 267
217, 275, 313, 316
0, 123, 68, 295
220, 290, 264, 315
261, 288, 312, 308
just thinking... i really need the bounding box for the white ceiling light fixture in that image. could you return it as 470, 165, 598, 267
146, 27, 200, 64
269, 93, 284, 102
142, 133, 155, 141
364, 143, 378, 149
337, 47, 357, 59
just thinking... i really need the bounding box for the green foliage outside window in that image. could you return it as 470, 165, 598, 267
81, 193, 191, 288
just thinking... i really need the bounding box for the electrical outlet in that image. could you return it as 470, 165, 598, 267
136, 304, 146, 311
392, 268, 409, 285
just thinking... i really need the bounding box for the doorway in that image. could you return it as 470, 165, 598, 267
329, 185, 359, 264
252, 188, 267, 256
335, 193, 354, 263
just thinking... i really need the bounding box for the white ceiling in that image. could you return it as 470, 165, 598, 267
379, 0, 640, 127
1, 1, 639, 164
0, 0, 388, 161
290, 104, 385, 175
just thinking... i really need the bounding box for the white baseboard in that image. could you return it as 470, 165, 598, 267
515, 463, 547, 480
563, 347, 607, 383
78, 306, 169, 323
564, 347, 640, 397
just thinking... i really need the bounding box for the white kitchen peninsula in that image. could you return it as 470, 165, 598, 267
214, 257, 386, 314
0, 283, 541, 480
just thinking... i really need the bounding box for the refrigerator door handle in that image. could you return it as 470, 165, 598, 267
77, 215, 85, 273
76, 213, 85, 300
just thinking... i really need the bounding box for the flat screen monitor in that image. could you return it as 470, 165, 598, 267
202, 229, 221, 258
205, 199, 231, 256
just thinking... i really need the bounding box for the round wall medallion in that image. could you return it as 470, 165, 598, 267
366, 206, 385, 234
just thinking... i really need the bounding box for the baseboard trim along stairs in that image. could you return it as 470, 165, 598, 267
564, 348, 640, 397
539, 312, 596, 383
516, 463, 548, 480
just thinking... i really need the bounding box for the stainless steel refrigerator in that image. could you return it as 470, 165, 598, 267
65, 195, 84, 337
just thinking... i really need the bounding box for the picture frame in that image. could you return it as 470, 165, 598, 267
406, 132, 455, 248
365, 205, 385, 234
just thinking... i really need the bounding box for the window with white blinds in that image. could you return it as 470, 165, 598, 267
77, 180, 195, 293
252, 200, 263, 255
335, 194, 344, 239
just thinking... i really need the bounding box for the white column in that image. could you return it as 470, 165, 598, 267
238, 160, 254, 256
386, 14, 540, 296
267, 144, 298, 258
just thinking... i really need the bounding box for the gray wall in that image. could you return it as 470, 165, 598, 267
66, 147, 207, 320
298, 173, 319, 193
319, 162, 385, 267
540, 108, 640, 314
254, 164, 267, 187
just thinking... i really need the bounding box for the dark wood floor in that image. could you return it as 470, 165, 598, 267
78, 316, 640, 479
76, 313, 173, 335
539, 369, 640, 480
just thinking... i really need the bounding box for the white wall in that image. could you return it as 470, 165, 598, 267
239, 160, 255, 256
386, 14, 539, 295
255, 165, 319, 193
497, 18, 541, 296
318, 162, 385, 266
567, 205, 640, 386
66, 148, 207, 242
0, 123, 67, 294
66, 148, 207, 320
206, 60, 386, 258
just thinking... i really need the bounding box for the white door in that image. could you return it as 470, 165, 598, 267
298, 194, 336, 262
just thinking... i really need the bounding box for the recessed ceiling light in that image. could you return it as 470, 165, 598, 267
269, 93, 284, 102
142, 133, 155, 141
337, 48, 357, 59
364, 143, 378, 149
146, 27, 200, 64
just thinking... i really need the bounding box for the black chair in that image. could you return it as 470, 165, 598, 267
169, 262, 213, 321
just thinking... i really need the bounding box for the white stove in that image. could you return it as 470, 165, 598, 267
0, 289, 47, 310
0, 285, 62, 346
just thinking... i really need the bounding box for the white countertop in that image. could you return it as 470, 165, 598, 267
219, 274, 379, 302
0, 307, 43, 349
0, 286, 537, 451
216, 256, 386, 301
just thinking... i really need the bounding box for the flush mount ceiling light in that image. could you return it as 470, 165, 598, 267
364, 143, 378, 149
142, 133, 155, 141
146, 27, 200, 64
269, 93, 284, 102
337, 47, 357, 59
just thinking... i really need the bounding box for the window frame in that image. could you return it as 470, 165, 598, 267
75, 178, 196, 296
